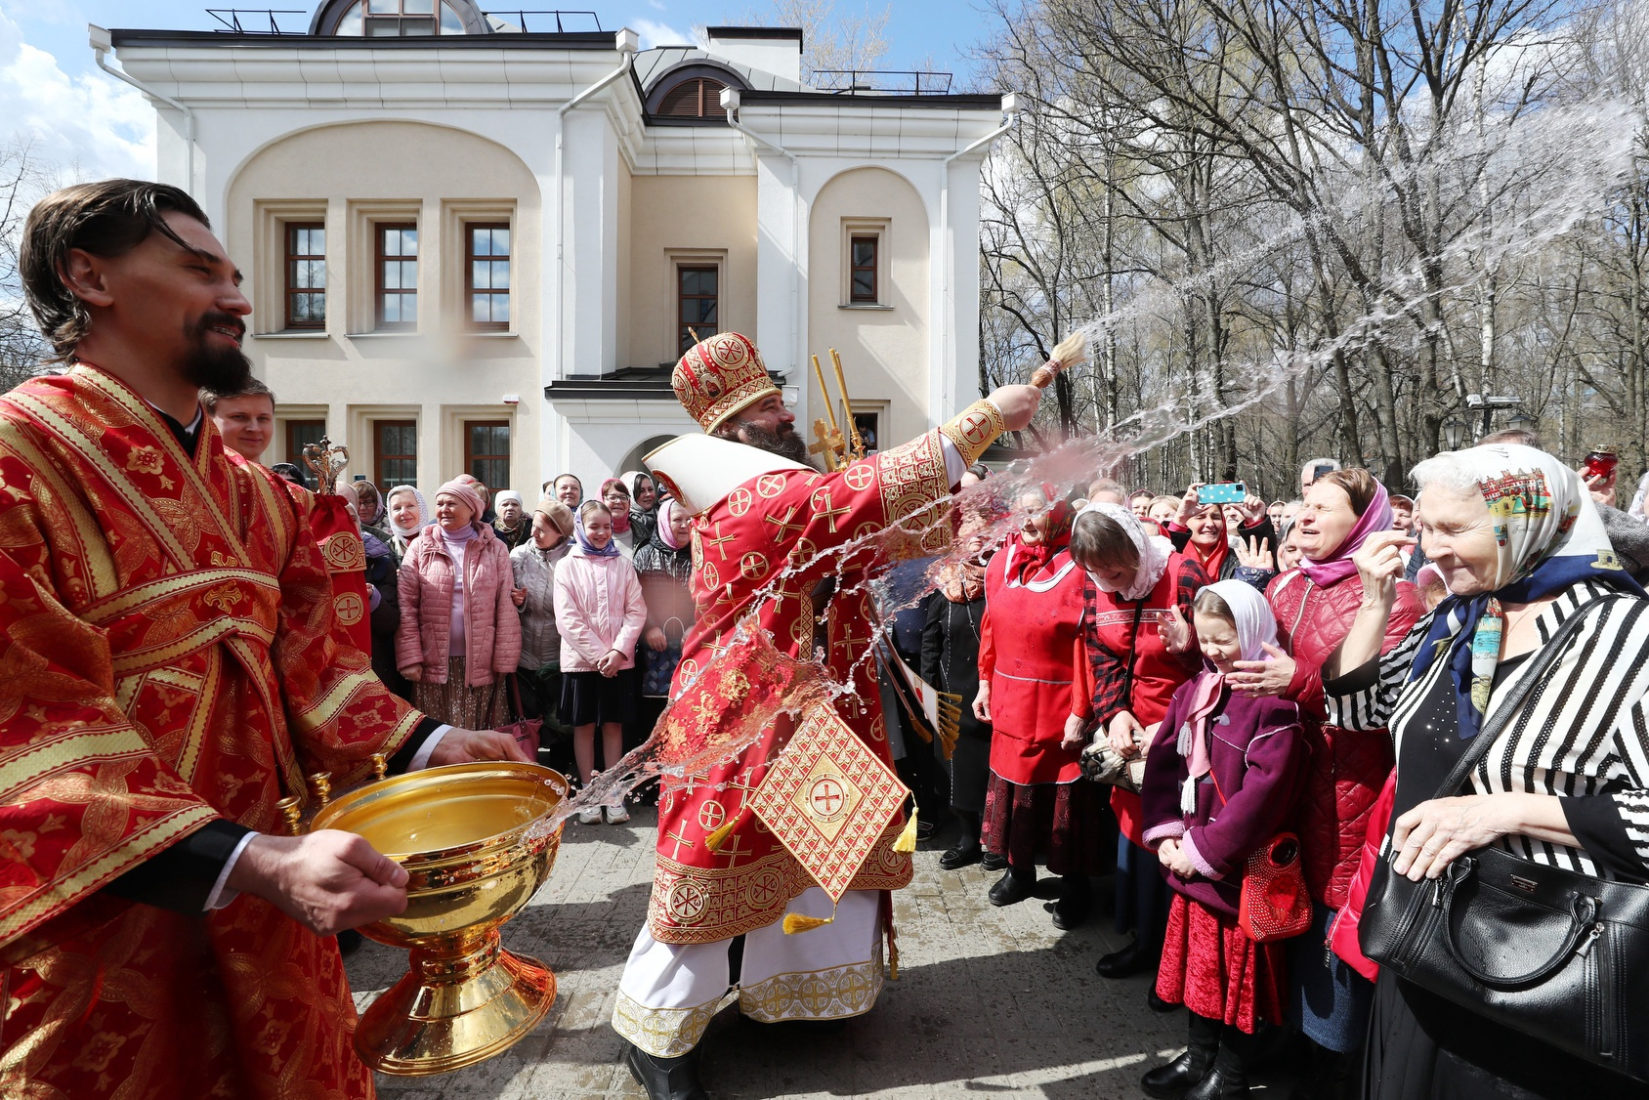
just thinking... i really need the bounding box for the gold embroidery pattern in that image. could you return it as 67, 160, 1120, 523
875, 430, 953, 556
333, 591, 365, 626
738, 950, 885, 1023
939, 398, 1007, 468
612, 989, 724, 1058
647, 830, 911, 946
319, 531, 367, 572
746, 707, 908, 901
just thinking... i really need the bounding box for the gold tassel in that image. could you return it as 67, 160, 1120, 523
705, 810, 742, 853
892, 804, 919, 853
783, 912, 835, 934
888, 936, 900, 980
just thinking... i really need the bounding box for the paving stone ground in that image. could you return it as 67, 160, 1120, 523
347, 807, 1303, 1099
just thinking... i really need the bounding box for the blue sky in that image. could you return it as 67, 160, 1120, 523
0, 1, 1004, 181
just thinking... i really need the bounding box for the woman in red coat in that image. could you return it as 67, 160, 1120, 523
1228, 467, 1423, 1094
1068, 503, 1206, 980
973, 485, 1105, 927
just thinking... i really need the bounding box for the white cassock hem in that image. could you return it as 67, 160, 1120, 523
612, 888, 885, 1057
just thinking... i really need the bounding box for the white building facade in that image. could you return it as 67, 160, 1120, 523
105, 1, 1009, 494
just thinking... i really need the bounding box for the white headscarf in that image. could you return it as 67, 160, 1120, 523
1077, 501, 1174, 601
1199, 579, 1278, 662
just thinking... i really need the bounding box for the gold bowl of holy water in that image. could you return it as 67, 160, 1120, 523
309, 761, 570, 1075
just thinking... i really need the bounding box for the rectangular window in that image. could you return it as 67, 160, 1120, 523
850, 411, 880, 453
285, 419, 327, 488
465, 222, 511, 331
464, 420, 510, 492
284, 222, 325, 330
678, 264, 718, 353
375, 222, 418, 331
374, 419, 417, 491
849, 235, 878, 303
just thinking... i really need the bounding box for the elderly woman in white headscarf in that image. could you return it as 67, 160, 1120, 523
1067, 502, 1209, 981
385, 484, 430, 563
1329, 445, 1649, 1100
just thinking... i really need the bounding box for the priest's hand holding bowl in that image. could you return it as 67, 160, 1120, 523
230, 727, 530, 934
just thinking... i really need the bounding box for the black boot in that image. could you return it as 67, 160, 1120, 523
624, 1043, 709, 1100
1287, 1042, 1356, 1100
941, 810, 982, 868
1185, 1026, 1252, 1100
1141, 1011, 1219, 1099
1051, 875, 1091, 930
1094, 938, 1157, 978
987, 864, 1035, 906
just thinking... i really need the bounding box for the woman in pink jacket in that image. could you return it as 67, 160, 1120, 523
554, 499, 647, 824
395, 478, 522, 727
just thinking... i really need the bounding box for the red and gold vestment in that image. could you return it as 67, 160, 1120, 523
646, 426, 969, 945
0, 366, 423, 1098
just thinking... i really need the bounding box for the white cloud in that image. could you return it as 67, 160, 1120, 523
0, 9, 154, 183
648, 0, 668, 10
630, 17, 692, 50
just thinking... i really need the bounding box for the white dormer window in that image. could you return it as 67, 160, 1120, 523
329, 0, 469, 36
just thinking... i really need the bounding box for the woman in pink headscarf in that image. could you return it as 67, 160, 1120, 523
1226, 467, 1424, 1091
395, 478, 522, 727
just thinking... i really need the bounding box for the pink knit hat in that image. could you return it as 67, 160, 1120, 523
435, 478, 486, 528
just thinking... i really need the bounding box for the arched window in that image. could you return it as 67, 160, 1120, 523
324, 0, 475, 37
657, 77, 728, 119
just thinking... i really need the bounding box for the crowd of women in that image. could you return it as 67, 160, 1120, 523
345, 468, 688, 826
334, 436, 1649, 1100
918, 442, 1649, 1100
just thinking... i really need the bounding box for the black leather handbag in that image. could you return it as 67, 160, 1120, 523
1359, 599, 1649, 1083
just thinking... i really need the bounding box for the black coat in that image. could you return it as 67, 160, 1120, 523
920, 589, 990, 813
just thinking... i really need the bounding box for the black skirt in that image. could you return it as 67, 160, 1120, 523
559, 668, 637, 727
1363, 969, 1641, 1099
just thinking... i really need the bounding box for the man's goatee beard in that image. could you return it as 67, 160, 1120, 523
735, 421, 814, 467
183, 346, 253, 393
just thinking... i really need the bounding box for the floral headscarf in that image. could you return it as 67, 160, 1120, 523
1409, 444, 1642, 737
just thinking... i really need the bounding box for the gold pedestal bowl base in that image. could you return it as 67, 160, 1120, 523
310, 761, 570, 1076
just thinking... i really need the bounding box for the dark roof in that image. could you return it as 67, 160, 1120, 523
544, 365, 784, 401
738, 89, 1003, 109
544, 366, 675, 400
702, 26, 803, 42
107, 28, 616, 49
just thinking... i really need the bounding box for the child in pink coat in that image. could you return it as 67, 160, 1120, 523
553, 500, 647, 823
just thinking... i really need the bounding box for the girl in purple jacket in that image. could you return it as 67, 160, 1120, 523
1139, 580, 1307, 1100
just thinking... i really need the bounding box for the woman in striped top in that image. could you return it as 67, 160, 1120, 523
1325, 444, 1649, 1100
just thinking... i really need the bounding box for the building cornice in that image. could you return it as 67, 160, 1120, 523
730, 100, 1010, 160
112, 40, 646, 115
108, 29, 617, 49
110, 37, 1007, 166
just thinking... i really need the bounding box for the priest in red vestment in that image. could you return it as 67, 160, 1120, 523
612, 331, 1042, 1100
0, 179, 526, 1099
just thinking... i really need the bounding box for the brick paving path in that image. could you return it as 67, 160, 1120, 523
349, 807, 1302, 1099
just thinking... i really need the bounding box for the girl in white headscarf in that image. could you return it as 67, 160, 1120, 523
1138, 580, 1307, 1097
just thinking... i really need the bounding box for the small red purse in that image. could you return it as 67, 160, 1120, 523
1207, 769, 1313, 943
1237, 833, 1313, 942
